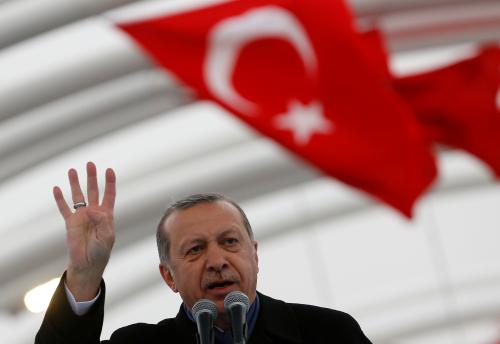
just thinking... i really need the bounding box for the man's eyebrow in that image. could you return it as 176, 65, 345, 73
178, 238, 205, 251
218, 228, 242, 238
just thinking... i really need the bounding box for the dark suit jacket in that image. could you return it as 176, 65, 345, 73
36, 276, 372, 343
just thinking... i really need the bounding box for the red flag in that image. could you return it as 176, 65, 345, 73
394, 47, 500, 177
358, 29, 392, 79
360, 30, 500, 177
117, 0, 437, 217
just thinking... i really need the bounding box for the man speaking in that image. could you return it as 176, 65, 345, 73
35, 162, 372, 343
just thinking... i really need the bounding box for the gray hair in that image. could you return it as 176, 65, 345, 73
156, 193, 254, 262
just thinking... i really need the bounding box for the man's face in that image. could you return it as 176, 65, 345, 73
159, 201, 259, 314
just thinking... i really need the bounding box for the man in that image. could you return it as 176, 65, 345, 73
36, 162, 372, 343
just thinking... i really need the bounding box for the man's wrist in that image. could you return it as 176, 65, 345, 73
64, 282, 101, 316
66, 267, 103, 301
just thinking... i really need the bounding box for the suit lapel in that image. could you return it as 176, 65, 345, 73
165, 305, 198, 343
249, 292, 302, 344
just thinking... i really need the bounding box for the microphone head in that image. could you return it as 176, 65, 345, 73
224, 291, 249, 311
192, 299, 218, 321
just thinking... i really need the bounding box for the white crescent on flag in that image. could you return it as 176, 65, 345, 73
204, 6, 319, 115
116, 0, 441, 216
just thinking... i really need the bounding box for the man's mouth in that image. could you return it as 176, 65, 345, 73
207, 280, 235, 290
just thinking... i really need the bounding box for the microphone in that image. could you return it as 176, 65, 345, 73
192, 299, 218, 344
224, 291, 249, 344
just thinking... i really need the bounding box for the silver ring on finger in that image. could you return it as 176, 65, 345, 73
73, 201, 87, 209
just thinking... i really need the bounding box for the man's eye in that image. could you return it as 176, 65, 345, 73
224, 238, 238, 245
187, 246, 202, 255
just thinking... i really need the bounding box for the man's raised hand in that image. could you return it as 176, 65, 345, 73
53, 162, 116, 301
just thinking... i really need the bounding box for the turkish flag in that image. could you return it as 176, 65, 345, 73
360, 30, 500, 177
117, 0, 437, 217
394, 47, 500, 177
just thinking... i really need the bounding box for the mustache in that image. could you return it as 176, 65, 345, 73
201, 271, 239, 289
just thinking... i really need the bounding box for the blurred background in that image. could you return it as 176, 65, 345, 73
1, 0, 500, 343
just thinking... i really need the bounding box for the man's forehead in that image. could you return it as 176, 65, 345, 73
163, 200, 244, 234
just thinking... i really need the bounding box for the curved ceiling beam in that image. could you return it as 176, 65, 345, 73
0, 69, 190, 183
376, 1, 500, 51
0, 0, 137, 49
0, 17, 151, 120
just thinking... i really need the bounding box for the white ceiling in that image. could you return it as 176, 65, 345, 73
1, 1, 500, 343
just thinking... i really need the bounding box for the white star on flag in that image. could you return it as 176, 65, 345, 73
274, 100, 334, 145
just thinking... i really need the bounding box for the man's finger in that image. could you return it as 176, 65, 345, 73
53, 186, 72, 219
87, 162, 99, 206
68, 168, 86, 206
102, 168, 116, 210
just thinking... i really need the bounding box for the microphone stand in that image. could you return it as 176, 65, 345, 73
192, 299, 217, 344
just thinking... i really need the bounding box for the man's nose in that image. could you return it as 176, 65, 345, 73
205, 244, 228, 272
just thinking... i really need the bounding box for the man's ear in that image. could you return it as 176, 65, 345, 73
159, 262, 178, 293
253, 241, 259, 273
